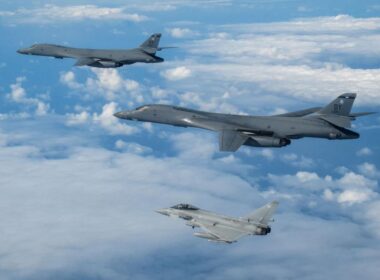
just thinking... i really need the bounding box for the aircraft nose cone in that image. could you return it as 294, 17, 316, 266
113, 111, 133, 120
17, 48, 28, 54
113, 111, 124, 118
155, 209, 169, 216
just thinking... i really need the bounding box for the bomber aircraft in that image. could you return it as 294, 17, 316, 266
156, 201, 278, 243
17, 33, 174, 68
114, 93, 374, 152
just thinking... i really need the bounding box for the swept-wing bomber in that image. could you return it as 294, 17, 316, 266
114, 93, 375, 152
17, 33, 174, 68
156, 201, 279, 243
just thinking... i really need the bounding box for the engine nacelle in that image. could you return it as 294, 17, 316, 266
92, 61, 123, 68
255, 226, 271, 235
245, 136, 291, 148
328, 132, 342, 139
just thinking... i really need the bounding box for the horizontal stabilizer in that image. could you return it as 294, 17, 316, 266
274, 107, 322, 117
74, 57, 96, 66
219, 130, 248, 152
244, 201, 279, 225
349, 112, 376, 118
157, 46, 178, 51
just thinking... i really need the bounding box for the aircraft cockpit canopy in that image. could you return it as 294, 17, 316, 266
171, 204, 199, 210
135, 105, 149, 111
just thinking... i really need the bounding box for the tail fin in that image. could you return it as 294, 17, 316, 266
139, 33, 161, 53
318, 93, 356, 116
244, 201, 279, 225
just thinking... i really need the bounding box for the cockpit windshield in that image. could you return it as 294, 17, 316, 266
135, 105, 149, 111
171, 204, 199, 210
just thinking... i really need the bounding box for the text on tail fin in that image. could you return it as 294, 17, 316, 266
318, 93, 356, 116
140, 33, 162, 49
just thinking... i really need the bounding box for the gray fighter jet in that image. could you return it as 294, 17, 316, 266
156, 201, 278, 243
17, 33, 173, 68
114, 93, 374, 152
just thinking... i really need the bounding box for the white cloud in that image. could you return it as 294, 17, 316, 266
358, 162, 380, 178
338, 171, 377, 189
87, 68, 140, 100
0, 120, 379, 279
240, 147, 276, 161
35, 101, 49, 116
323, 188, 335, 201
296, 171, 320, 182
0, 126, 264, 278
161, 16, 380, 108
66, 111, 90, 126
187, 63, 380, 106
93, 102, 138, 135
0, 4, 148, 24
60, 71, 82, 90
60, 69, 142, 103
357, 147, 373, 156
169, 131, 217, 160
166, 27, 198, 38
364, 201, 380, 238
161, 66, 192, 81
222, 15, 380, 34
268, 169, 378, 205
115, 140, 152, 155
260, 149, 275, 160
281, 153, 315, 168
7, 77, 50, 116
337, 189, 375, 205
150, 86, 170, 99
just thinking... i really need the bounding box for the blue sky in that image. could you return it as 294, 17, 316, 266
1, 1, 380, 279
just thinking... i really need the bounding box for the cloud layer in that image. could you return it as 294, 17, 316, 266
0, 124, 379, 279
0, 4, 147, 24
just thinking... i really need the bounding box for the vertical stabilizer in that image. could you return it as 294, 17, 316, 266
244, 201, 279, 225
318, 93, 356, 116
140, 33, 161, 53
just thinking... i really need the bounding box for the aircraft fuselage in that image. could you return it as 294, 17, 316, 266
114, 104, 359, 141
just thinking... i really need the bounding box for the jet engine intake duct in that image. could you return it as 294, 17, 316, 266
244, 136, 291, 148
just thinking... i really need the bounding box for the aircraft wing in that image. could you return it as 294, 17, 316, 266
219, 130, 248, 152
318, 114, 351, 128
349, 112, 376, 118
273, 107, 322, 117
157, 46, 178, 51
244, 201, 279, 224
200, 222, 249, 243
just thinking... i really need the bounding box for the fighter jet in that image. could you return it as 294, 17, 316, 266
114, 93, 375, 152
17, 33, 174, 68
156, 201, 278, 243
